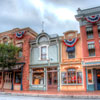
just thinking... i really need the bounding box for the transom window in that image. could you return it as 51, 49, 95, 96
38, 36, 48, 43
61, 69, 82, 85
86, 27, 93, 39
41, 46, 47, 60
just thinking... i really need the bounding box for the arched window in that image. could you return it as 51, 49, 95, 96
3, 37, 8, 45
38, 36, 48, 43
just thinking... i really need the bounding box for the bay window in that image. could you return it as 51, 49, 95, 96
61, 69, 82, 85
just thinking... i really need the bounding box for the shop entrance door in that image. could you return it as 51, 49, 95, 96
4, 72, 12, 90
97, 70, 100, 90
47, 72, 57, 90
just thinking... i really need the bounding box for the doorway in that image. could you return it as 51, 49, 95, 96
47, 68, 58, 90
47, 72, 57, 90
97, 70, 100, 90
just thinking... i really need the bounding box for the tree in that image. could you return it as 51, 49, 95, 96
0, 44, 20, 90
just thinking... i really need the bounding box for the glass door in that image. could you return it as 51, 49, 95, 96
47, 72, 57, 90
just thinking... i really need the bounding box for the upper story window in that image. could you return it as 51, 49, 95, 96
86, 27, 93, 39
38, 36, 48, 43
67, 46, 75, 59
3, 37, 8, 45
98, 26, 100, 37
88, 43, 95, 56
68, 51, 75, 59
41, 46, 47, 60
18, 50, 22, 58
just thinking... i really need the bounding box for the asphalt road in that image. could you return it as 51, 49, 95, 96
0, 95, 99, 100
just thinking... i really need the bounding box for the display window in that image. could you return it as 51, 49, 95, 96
32, 68, 44, 85
61, 69, 82, 85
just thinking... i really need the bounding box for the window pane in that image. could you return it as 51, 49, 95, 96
86, 27, 93, 39
15, 72, 21, 84
19, 50, 22, 57
68, 51, 75, 59
61, 72, 67, 84
41, 46, 47, 60
89, 49, 95, 56
77, 72, 82, 84
88, 69, 93, 83
88, 44, 95, 49
32, 68, 44, 85
68, 69, 76, 84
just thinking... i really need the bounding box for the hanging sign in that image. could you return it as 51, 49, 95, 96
85, 15, 100, 23
16, 31, 26, 39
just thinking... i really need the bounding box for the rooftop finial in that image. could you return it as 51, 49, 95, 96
42, 21, 44, 33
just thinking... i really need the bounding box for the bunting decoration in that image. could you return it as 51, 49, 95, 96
16, 31, 26, 39
85, 15, 100, 23
63, 38, 79, 52
63, 38, 79, 47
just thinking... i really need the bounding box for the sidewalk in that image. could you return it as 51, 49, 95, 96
0, 90, 100, 99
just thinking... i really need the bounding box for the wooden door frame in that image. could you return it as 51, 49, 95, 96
47, 71, 58, 90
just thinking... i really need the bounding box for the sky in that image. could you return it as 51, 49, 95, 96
0, 0, 100, 35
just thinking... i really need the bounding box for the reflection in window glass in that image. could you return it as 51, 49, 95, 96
15, 72, 21, 84
32, 68, 44, 85
61, 69, 82, 85
88, 69, 93, 83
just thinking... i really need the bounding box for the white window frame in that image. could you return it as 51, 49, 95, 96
39, 44, 49, 60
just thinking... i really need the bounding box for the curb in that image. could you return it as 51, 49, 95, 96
0, 92, 100, 99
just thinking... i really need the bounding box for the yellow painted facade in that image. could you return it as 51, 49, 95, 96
60, 30, 86, 91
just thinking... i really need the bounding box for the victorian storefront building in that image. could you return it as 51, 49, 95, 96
29, 31, 60, 91
0, 27, 37, 91
60, 30, 86, 91
76, 6, 100, 91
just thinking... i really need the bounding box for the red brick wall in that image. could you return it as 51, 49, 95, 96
0, 28, 37, 91
22, 33, 35, 90
80, 24, 100, 60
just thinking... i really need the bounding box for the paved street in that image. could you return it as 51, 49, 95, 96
0, 95, 99, 100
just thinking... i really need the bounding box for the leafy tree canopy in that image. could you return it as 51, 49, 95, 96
0, 44, 21, 70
